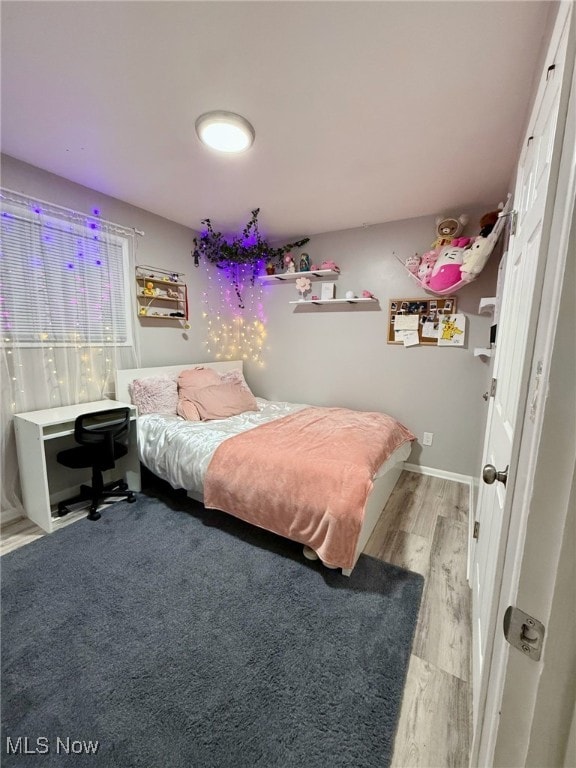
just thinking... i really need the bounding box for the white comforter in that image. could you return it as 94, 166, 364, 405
138, 398, 306, 495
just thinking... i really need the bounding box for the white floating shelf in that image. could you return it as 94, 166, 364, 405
474, 347, 493, 358
479, 297, 497, 314
260, 269, 339, 283
289, 298, 378, 305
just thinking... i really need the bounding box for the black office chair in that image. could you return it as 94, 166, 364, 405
56, 408, 136, 521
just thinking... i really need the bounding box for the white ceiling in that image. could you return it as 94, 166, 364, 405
1, 1, 551, 240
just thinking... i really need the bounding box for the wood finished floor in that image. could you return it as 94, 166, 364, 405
1, 470, 471, 767
364, 471, 471, 767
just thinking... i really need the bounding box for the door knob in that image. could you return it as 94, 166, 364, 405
483, 464, 509, 486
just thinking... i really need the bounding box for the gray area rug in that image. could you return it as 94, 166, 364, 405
2, 485, 423, 768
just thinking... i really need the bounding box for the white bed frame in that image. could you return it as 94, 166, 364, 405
115, 360, 404, 577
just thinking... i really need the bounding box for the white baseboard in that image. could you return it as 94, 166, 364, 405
404, 462, 474, 486
1, 507, 24, 526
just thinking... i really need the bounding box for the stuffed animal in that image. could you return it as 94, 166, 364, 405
428, 243, 468, 292
460, 236, 494, 282
361, 290, 375, 299
458, 206, 503, 281
417, 250, 438, 285
431, 214, 469, 250
479, 210, 501, 238
284, 254, 296, 273
143, 281, 155, 296
405, 254, 421, 274
320, 260, 340, 273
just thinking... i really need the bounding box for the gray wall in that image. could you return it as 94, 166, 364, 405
2, 154, 499, 475
254, 214, 499, 476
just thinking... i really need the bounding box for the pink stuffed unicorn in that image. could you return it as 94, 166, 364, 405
417, 250, 438, 286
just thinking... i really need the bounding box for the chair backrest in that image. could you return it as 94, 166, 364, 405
74, 408, 131, 466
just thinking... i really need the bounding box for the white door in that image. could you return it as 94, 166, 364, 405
471, 3, 572, 745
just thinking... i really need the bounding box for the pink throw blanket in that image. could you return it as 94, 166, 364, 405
203, 407, 415, 568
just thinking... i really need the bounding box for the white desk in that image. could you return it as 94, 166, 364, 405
14, 400, 140, 533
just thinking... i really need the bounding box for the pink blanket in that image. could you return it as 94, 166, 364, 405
203, 407, 415, 568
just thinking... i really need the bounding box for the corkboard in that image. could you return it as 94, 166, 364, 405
387, 296, 457, 345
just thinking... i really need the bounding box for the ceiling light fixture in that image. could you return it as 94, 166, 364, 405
195, 111, 255, 153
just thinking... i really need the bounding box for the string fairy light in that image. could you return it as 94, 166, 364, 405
1, 189, 139, 414
202, 261, 268, 364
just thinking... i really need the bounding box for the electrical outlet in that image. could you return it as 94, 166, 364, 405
423, 432, 433, 446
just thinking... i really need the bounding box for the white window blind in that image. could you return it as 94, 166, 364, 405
1, 206, 133, 346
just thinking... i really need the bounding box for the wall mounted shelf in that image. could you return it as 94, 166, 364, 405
289, 297, 377, 306
136, 264, 188, 322
260, 269, 339, 283
479, 297, 497, 314
476, 297, 497, 357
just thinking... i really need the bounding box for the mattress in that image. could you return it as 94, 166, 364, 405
137, 397, 411, 497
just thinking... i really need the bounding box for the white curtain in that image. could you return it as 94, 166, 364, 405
0, 189, 140, 520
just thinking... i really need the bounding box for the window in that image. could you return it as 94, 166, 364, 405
1, 201, 133, 347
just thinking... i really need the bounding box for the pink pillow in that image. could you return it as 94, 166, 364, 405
177, 400, 202, 422
129, 376, 178, 415
179, 367, 222, 390
177, 367, 222, 421
187, 381, 258, 420
219, 368, 252, 393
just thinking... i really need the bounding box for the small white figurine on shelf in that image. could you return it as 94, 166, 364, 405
295, 277, 311, 301
284, 254, 296, 273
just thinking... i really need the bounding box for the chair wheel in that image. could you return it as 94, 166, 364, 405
87, 508, 101, 521
127, 493, 136, 503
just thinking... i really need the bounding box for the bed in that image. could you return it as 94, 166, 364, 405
115, 361, 414, 576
